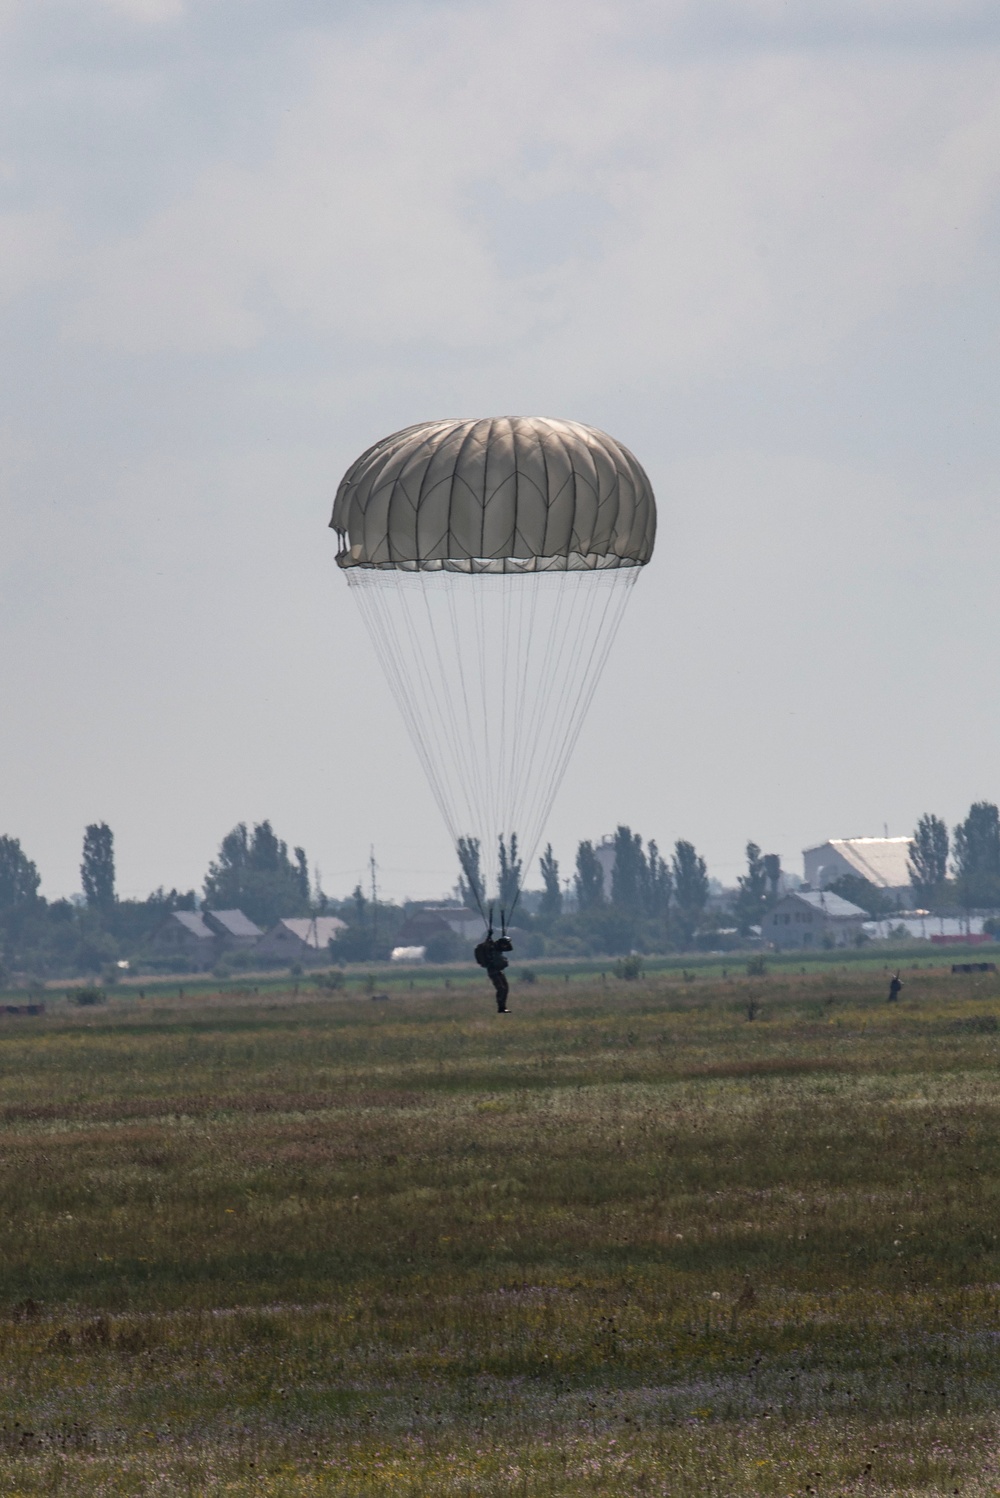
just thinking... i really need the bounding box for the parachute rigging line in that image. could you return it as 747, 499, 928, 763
347, 568, 638, 908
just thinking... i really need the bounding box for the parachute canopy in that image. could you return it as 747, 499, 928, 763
331, 416, 655, 573
332, 417, 657, 915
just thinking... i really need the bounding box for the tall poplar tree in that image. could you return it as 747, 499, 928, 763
81, 823, 115, 912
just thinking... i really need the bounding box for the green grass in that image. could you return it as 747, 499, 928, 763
1, 967, 999, 1493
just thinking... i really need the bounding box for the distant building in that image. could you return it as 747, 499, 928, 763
416, 906, 483, 940
150, 908, 262, 968
592, 835, 617, 891
765, 890, 867, 950
394, 910, 455, 947
256, 916, 346, 963
803, 838, 913, 897
203, 909, 263, 949
396, 904, 488, 948
152, 911, 218, 969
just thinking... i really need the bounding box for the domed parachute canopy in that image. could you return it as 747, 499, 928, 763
332, 417, 657, 919
331, 416, 655, 572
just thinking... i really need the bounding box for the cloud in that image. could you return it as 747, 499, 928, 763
61, 0, 1000, 382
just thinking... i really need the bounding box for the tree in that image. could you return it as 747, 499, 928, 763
762, 854, 782, 902
498, 833, 521, 916
734, 842, 768, 934
0, 836, 40, 912
538, 844, 562, 920
908, 814, 949, 907
647, 840, 672, 919
203, 820, 311, 927
611, 826, 648, 915
295, 848, 309, 903
672, 840, 708, 945
574, 840, 605, 911
457, 837, 485, 913
81, 823, 115, 912
953, 802, 1000, 909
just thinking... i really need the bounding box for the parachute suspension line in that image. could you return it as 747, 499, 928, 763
520, 566, 637, 862
427, 577, 488, 832
518, 570, 637, 859
498, 573, 514, 840
346, 566, 641, 908
497, 570, 570, 914
517, 574, 606, 839
473, 578, 491, 829
509, 568, 580, 831
502, 571, 588, 863
504, 570, 544, 854
349, 576, 468, 854
457, 836, 487, 923
355, 572, 492, 905
512, 569, 639, 898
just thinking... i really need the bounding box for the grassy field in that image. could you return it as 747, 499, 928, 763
0, 962, 999, 1494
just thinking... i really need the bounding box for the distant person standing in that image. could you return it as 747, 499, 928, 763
887, 971, 903, 1003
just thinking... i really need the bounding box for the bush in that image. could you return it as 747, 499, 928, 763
518, 967, 537, 984
313, 971, 345, 992
68, 986, 105, 1006
614, 954, 643, 980
746, 956, 767, 977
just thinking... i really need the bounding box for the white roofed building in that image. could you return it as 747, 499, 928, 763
803, 838, 913, 897
766, 889, 867, 950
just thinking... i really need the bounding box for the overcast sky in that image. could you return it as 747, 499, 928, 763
2, 0, 999, 902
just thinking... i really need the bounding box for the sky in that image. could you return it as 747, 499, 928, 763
2, 0, 1000, 903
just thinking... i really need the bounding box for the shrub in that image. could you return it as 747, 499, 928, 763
518, 967, 537, 984
746, 955, 767, 977
313, 971, 345, 992
68, 986, 105, 1006
615, 954, 643, 980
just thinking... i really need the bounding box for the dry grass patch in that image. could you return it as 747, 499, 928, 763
0, 969, 997, 1491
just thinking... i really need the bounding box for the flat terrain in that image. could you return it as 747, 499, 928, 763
0, 964, 999, 1494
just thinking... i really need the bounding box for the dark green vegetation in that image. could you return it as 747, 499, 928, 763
1, 967, 1000, 1493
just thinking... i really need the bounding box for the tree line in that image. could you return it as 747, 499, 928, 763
3, 798, 1000, 979
0, 819, 316, 984
908, 803, 1000, 912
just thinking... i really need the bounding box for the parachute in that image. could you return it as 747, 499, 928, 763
331, 416, 656, 916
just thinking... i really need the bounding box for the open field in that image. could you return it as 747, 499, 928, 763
0, 965, 999, 1493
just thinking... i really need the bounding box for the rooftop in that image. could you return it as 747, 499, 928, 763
805, 837, 913, 889
792, 889, 868, 919
274, 917, 347, 949
171, 911, 214, 940
206, 909, 263, 939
